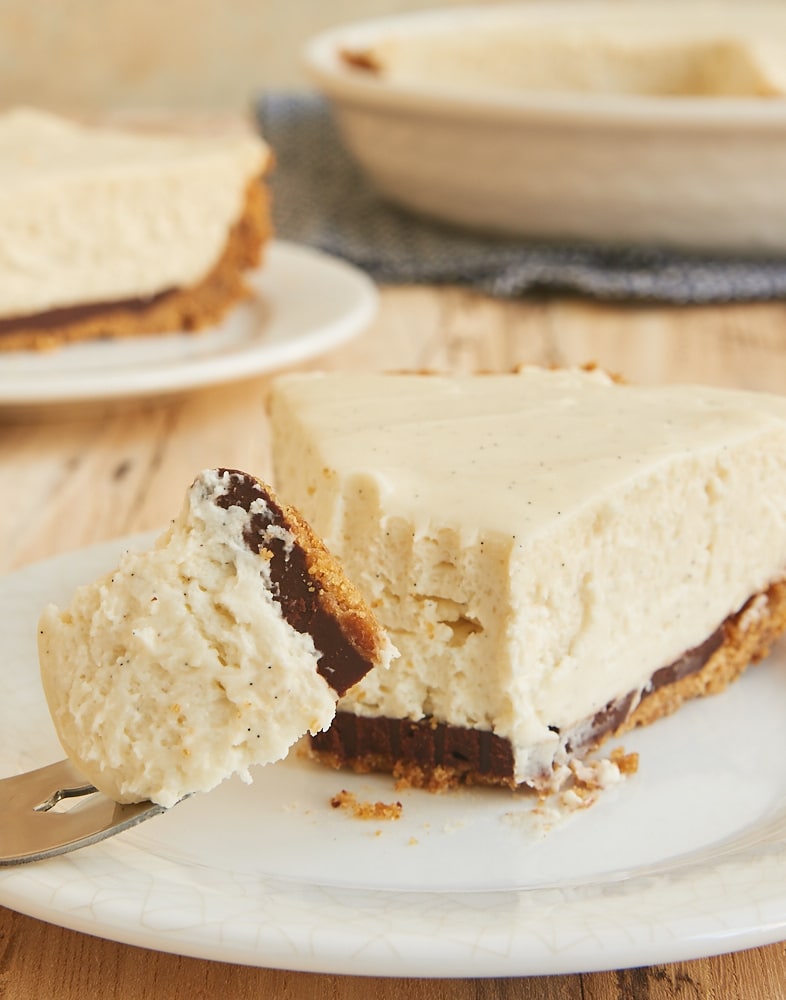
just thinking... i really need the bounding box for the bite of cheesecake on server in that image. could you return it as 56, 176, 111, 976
38, 469, 396, 807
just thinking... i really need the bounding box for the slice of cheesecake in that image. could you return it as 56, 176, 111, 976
38, 469, 395, 807
269, 368, 786, 791
0, 109, 272, 351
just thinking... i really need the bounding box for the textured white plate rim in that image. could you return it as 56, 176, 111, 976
305, 2, 786, 129
2, 537, 786, 977
0, 241, 377, 406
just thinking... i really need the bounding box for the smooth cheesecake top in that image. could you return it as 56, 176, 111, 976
271, 367, 786, 542
0, 108, 268, 179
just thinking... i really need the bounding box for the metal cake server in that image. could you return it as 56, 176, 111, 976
0, 758, 167, 866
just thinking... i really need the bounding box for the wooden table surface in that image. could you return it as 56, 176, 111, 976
3, 285, 786, 999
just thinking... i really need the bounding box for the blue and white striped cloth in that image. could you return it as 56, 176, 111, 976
255, 93, 786, 304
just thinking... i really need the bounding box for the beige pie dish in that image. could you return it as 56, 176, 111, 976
304, 2, 786, 253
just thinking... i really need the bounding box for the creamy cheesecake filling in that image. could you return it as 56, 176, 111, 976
0, 176, 270, 350
311, 581, 786, 789
270, 369, 786, 787
343, 10, 786, 98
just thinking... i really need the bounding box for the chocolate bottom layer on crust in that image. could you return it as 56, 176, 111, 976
309, 579, 786, 791
212, 469, 390, 698
0, 178, 271, 352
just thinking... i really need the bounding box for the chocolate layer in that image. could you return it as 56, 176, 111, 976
0, 288, 176, 338
310, 622, 726, 786
213, 469, 373, 697
311, 712, 516, 786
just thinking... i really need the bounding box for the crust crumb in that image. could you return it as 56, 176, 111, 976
330, 788, 403, 821
609, 746, 639, 776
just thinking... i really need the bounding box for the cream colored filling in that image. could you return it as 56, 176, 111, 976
355, 11, 786, 98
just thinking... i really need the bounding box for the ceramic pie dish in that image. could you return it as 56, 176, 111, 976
304, 2, 786, 253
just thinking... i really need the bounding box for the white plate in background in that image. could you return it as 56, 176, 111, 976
2, 537, 786, 975
0, 241, 377, 406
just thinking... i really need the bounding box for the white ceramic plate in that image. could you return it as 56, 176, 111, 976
305, 2, 786, 251
3, 537, 786, 975
0, 242, 377, 407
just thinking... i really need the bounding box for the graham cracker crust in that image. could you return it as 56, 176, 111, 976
309, 578, 786, 791
0, 178, 271, 352
620, 578, 786, 734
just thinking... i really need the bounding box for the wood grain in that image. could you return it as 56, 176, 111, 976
2, 286, 786, 999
